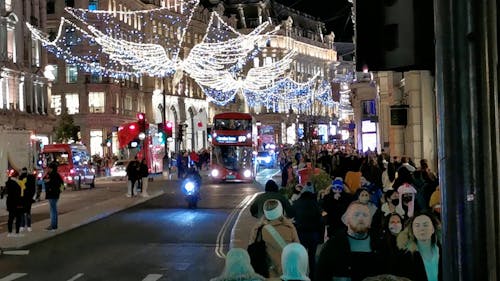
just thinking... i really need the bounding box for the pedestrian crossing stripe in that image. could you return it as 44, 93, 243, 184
0, 273, 163, 281
0, 273, 27, 281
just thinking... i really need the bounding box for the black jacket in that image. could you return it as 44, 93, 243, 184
19, 173, 36, 204
292, 192, 323, 233
1, 178, 22, 212
45, 171, 63, 199
394, 245, 443, 281
316, 228, 385, 281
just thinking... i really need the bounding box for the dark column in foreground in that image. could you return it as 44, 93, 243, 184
434, 0, 499, 280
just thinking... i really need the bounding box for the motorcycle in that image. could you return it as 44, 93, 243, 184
181, 169, 201, 209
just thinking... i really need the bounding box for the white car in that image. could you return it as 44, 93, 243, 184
110, 160, 133, 178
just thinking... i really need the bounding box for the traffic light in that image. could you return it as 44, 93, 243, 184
165, 121, 173, 138
177, 123, 184, 141
157, 123, 166, 144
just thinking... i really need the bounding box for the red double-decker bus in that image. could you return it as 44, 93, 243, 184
209, 112, 256, 182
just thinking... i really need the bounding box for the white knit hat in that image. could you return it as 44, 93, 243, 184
263, 199, 283, 221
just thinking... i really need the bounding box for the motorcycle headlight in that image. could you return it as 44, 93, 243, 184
184, 181, 196, 192
243, 169, 252, 178
211, 169, 219, 177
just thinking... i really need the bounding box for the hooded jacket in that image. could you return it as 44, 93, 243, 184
250, 180, 295, 219
249, 217, 300, 278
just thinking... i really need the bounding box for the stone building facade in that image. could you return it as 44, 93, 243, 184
350, 70, 438, 170
0, 0, 55, 151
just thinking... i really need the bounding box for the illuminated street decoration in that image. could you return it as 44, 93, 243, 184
26, 1, 342, 108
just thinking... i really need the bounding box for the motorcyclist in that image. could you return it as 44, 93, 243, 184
181, 167, 202, 200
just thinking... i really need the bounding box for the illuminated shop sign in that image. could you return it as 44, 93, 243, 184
215, 135, 247, 144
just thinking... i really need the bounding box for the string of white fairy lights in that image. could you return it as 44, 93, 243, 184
27, 1, 340, 109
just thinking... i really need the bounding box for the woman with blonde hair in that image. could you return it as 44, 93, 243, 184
395, 211, 442, 281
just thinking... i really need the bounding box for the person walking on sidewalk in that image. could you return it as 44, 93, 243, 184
126, 157, 140, 197
44, 162, 63, 231
250, 179, 295, 219
139, 158, 149, 197
1, 170, 24, 237
19, 167, 36, 232
249, 199, 300, 278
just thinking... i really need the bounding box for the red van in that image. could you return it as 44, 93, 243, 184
41, 144, 96, 189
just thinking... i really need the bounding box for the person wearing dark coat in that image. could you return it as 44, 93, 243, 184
126, 157, 140, 196
138, 158, 149, 195
291, 184, 323, 280
250, 179, 295, 219
19, 167, 36, 231
316, 202, 384, 281
44, 162, 64, 231
320, 178, 354, 237
1, 170, 24, 237
395, 212, 442, 281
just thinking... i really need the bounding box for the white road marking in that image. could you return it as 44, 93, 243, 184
0, 273, 28, 281
215, 194, 253, 258
142, 274, 163, 281
66, 273, 84, 281
2, 250, 30, 255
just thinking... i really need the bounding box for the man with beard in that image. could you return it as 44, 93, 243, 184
316, 202, 384, 281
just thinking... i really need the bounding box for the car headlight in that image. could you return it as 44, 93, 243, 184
211, 169, 219, 177
243, 170, 252, 178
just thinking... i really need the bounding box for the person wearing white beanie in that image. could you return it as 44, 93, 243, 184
249, 199, 300, 278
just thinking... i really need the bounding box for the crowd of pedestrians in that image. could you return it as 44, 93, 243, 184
212, 147, 442, 281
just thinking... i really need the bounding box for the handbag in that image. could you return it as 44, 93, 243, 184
247, 225, 269, 277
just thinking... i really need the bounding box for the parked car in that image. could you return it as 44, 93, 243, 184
256, 151, 275, 168
110, 159, 133, 178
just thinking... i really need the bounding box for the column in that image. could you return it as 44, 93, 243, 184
435, 0, 499, 279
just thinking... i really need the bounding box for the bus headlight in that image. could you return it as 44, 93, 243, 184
243, 169, 252, 178
211, 169, 219, 177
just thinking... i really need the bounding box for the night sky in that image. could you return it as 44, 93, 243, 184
276, 0, 354, 42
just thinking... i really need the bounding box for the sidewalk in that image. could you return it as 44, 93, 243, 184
0, 175, 170, 251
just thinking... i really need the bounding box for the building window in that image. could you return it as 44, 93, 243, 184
90, 130, 103, 157
51, 95, 62, 115
65, 93, 79, 114
89, 92, 105, 113
31, 40, 40, 67
47, 0, 55, 14
90, 71, 102, 83
124, 94, 133, 111
88, 0, 98, 10
65, 0, 75, 7
65, 28, 77, 46
45, 64, 58, 82
361, 100, 377, 119
66, 65, 78, 83
5, 0, 12, 11
7, 28, 16, 62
